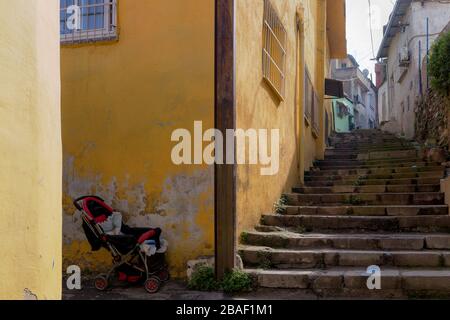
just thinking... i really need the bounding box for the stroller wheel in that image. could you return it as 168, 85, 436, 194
144, 276, 161, 294
157, 269, 170, 282
94, 274, 109, 291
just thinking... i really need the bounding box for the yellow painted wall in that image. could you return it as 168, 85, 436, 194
61, 0, 214, 278
236, 0, 345, 234
0, 0, 62, 299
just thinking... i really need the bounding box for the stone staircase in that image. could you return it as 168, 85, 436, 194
241, 129, 450, 298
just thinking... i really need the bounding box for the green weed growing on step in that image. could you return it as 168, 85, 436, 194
188, 266, 253, 293
344, 195, 364, 205
273, 195, 289, 214
222, 270, 253, 293
353, 177, 364, 186
295, 225, 310, 234
188, 266, 220, 291
256, 251, 273, 269
240, 232, 249, 244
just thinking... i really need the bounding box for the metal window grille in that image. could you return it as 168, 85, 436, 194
60, 0, 117, 44
304, 69, 313, 123
305, 68, 320, 135
262, 0, 287, 100
312, 91, 320, 134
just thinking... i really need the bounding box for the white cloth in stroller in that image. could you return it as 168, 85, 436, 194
99, 212, 123, 235
140, 239, 168, 257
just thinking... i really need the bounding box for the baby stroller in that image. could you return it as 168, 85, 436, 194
73, 196, 170, 294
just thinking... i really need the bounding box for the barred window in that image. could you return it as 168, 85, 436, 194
304, 69, 313, 123
305, 68, 319, 136
262, 0, 287, 100
60, 0, 117, 44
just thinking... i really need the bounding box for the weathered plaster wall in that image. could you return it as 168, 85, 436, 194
0, 0, 62, 299
235, 0, 336, 234
384, 1, 450, 138
61, 0, 214, 278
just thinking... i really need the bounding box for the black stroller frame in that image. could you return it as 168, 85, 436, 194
73, 196, 169, 294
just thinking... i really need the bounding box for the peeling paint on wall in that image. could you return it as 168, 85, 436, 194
63, 156, 214, 277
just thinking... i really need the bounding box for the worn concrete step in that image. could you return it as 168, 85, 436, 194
330, 139, 411, 149
313, 161, 441, 170
306, 166, 444, 177
280, 205, 448, 216
261, 214, 450, 232
239, 246, 450, 269
330, 142, 407, 146
305, 171, 444, 182
325, 150, 418, 161
315, 159, 428, 168
245, 267, 450, 297
285, 192, 444, 206
241, 230, 450, 251
305, 177, 442, 187
325, 147, 415, 155
293, 184, 441, 194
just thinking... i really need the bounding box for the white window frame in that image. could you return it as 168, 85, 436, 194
60, 0, 118, 44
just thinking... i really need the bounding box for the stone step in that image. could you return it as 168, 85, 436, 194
245, 267, 450, 297
325, 150, 418, 161
305, 171, 444, 182
306, 166, 444, 177
280, 204, 448, 216
313, 161, 441, 170
331, 143, 412, 149
285, 192, 444, 206
305, 177, 441, 187
293, 184, 441, 194
239, 246, 450, 268
325, 147, 414, 155
324, 150, 414, 159
260, 214, 450, 232
241, 230, 450, 250
318, 156, 422, 163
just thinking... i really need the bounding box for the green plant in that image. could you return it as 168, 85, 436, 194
188, 266, 253, 293
344, 195, 363, 205
273, 194, 289, 214
429, 31, 450, 96
296, 225, 307, 234
188, 266, 220, 291
240, 232, 249, 244
256, 251, 273, 269
221, 270, 253, 293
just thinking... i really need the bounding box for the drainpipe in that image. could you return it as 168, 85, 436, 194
426, 17, 429, 90
315, 0, 327, 160
419, 40, 423, 97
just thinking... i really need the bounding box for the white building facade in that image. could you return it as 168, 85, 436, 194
376, 0, 450, 138
332, 55, 378, 130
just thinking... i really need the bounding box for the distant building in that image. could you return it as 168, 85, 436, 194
331, 55, 378, 130
376, 0, 450, 138
332, 97, 355, 133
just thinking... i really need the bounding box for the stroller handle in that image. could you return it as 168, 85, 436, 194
73, 195, 106, 210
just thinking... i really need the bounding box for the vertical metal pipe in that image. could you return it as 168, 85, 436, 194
419, 40, 423, 96
426, 17, 429, 90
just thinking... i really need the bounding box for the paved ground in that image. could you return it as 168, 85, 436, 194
62, 279, 319, 300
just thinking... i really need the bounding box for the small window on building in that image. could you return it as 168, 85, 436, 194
60, 0, 118, 44
262, 0, 287, 100
341, 63, 347, 68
